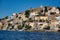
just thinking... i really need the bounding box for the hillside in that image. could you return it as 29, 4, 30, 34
0, 6, 60, 32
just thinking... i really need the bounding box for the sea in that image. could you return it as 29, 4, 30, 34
0, 30, 60, 40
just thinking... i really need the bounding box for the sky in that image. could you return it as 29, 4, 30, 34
0, 0, 60, 18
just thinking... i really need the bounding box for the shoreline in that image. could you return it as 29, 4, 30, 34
0, 30, 60, 32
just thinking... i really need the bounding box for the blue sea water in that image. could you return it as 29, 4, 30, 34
0, 30, 60, 40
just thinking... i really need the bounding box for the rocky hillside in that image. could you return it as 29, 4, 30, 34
0, 6, 60, 31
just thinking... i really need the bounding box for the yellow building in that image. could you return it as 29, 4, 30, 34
34, 16, 40, 20
40, 16, 48, 20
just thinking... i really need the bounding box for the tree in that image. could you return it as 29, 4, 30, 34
38, 12, 42, 16
17, 25, 23, 30
19, 17, 21, 19
57, 25, 60, 28
29, 18, 33, 22
5, 16, 8, 19
43, 26, 50, 30
50, 12, 56, 15
44, 7, 48, 12
0, 19, 1, 22
16, 14, 18, 18
19, 13, 21, 14
39, 19, 42, 22
25, 25, 31, 30
25, 10, 30, 18
9, 26, 14, 30
57, 7, 60, 11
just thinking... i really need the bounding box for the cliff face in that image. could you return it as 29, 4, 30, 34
0, 6, 60, 31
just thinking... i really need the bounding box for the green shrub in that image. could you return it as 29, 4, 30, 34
17, 25, 23, 29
